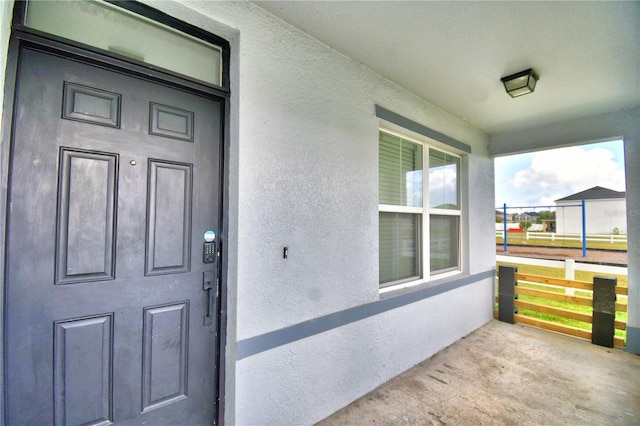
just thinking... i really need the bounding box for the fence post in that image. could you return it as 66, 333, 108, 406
581, 199, 587, 257
564, 259, 575, 296
498, 265, 517, 324
503, 203, 508, 253
592, 276, 616, 348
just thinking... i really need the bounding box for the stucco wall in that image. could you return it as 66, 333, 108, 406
0, 1, 496, 424
236, 280, 491, 424
624, 128, 640, 354
0, 2, 11, 106
150, 1, 495, 424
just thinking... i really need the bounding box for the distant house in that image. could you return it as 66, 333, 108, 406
495, 210, 537, 224
555, 186, 627, 234
516, 212, 540, 223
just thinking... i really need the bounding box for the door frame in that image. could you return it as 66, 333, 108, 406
0, 2, 230, 424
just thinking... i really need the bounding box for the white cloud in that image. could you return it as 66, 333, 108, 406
510, 147, 625, 201
495, 143, 626, 207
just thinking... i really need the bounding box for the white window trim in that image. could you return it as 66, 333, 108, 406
379, 127, 464, 293
379, 204, 423, 214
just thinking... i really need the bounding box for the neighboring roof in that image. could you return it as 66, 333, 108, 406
555, 186, 626, 202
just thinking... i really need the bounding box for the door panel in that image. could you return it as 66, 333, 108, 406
145, 160, 192, 275
5, 47, 222, 425
56, 148, 118, 283
141, 302, 189, 412
54, 314, 114, 425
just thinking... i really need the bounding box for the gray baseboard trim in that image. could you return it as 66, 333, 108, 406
237, 269, 494, 360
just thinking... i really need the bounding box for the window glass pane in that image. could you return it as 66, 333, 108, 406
25, 0, 223, 86
430, 215, 459, 274
429, 149, 459, 209
379, 132, 423, 207
379, 212, 421, 285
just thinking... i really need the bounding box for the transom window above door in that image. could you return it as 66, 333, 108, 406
22, 0, 225, 87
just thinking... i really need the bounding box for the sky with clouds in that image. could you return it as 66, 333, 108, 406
494, 140, 625, 209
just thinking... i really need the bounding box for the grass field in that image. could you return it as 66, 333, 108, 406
496, 261, 628, 341
496, 234, 627, 251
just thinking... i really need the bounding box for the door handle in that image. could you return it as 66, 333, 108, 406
203, 271, 216, 326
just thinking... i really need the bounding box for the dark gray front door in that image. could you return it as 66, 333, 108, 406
5, 47, 222, 425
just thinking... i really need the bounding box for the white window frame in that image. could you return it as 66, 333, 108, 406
378, 128, 463, 293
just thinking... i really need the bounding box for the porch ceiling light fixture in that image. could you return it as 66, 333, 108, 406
501, 68, 539, 98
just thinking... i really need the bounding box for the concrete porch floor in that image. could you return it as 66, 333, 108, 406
317, 320, 640, 425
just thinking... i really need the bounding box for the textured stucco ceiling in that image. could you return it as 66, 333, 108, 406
254, 1, 639, 136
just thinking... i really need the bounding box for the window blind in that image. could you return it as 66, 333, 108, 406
379, 132, 422, 207
379, 131, 423, 285
429, 215, 459, 273
379, 212, 420, 284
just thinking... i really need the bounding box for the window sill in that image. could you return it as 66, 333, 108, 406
379, 270, 466, 300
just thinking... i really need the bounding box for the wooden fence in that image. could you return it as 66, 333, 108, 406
496, 255, 627, 276
495, 231, 628, 244
496, 265, 627, 348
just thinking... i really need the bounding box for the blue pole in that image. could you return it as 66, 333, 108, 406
503, 203, 508, 252
581, 199, 587, 257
